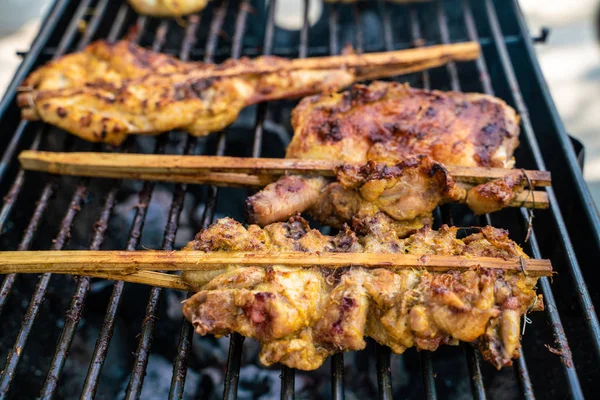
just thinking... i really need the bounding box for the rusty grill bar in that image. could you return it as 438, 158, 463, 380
0, 0, 599, 399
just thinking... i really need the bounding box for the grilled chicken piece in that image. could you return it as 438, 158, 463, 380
18, 41, 477, 145
466, 171, 526, 214
289, 81, 520, 168
245, 175, 329, 227
246, 155, 525, 235
128, 0, 208, 16
182, 217, 541, 371
245, 81, 522, 228
246, 156, 463, 233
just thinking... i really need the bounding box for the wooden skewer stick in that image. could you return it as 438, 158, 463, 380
83, 270, 196, 291
17, 42, 479, 91
18, 42, 480, 118
19, 151, 552, 187
0, 250, 553, 277
15, 269, 544, 311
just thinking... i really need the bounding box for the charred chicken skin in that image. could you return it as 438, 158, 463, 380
17, 41, 476, 145
246, 155, 527, 234
182, 216, 540, 371
128, 0, 209, 16
246, 81, 522, 228
288, 81, 520, 168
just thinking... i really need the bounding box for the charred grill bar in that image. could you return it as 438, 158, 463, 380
0, 0, 599, 399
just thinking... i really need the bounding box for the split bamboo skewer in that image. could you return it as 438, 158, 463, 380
0, 250, 550, 311
17, 42, 481, 118
31, 42, 479, 84
0, 250, 553, 276
18, 151, 552, 210
19, 152, 552, 186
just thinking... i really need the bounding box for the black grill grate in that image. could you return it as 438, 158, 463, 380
0, 0, 599, 399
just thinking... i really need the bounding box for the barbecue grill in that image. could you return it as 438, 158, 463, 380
0, 0, 599, 399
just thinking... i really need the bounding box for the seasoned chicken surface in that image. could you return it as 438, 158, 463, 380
289, 81, 520, 168
466, 171, 526, 215
246, 156, 525, 234
245, 82, 521, 228
182, 217, 541, 371
18, 41, 475, 145
128, 0, 208, 16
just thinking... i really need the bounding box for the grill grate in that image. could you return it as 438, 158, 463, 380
0, 0, 599, 399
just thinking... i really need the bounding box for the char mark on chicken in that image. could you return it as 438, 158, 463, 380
289, 81, 520, 168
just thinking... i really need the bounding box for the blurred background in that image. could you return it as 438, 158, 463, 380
1, 0, 599, 204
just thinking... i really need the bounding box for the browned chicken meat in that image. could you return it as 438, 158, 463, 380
466, 171, 526, 215
245, 81, 522, 228
128, 0, 209, 16
246, 155, 526, 234
18, 41, 477, 145
182, 216, 541, 371
289, 81, 520, 168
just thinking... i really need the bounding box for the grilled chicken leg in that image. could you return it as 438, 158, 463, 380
245, 81, 522, 230
246, 156, 527, 235
17, 40, 478, 145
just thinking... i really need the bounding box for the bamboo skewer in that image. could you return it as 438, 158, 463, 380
18, 151, 552, 186
17, 42, 481, 118
0, 250, 550, 312
18, 151, 552, 210
0, 250, 553, 276
87, 270, 196, 291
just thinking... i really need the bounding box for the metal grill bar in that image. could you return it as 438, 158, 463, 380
181, 2, 249, 399
0, 0, 106, 311
167, 6, 228, 397
379, 0, 393, 53
79, 16, 161, 398
351, 3, 364, 53
299, 0, 310, 59
463, 347, 486, 400
435, 0, 459, 91
375, 345, 392, 400
346, 4, 396, 397
458, 2, 537, 398
431, 3, 492, 399
279, 2, 312, 397
0, 181, 88, 396
124, 15, 203, 399
0, 1, 595, 399
407, 6, 430, 98
420, 352, 437, 399
0, 0, 72, 184
0, 128, 44, 314
476, 0, 592, 397
402, 6, 439, 399
327, 4, 339, 56
0, 0, 115, 395
37, 3, 122, 397
485, 0, 600, 365
331, 353, 345, 400
521, 211, 583, 398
